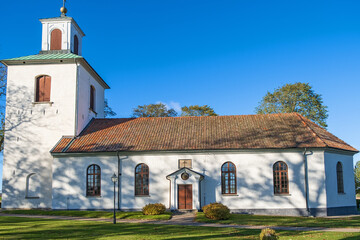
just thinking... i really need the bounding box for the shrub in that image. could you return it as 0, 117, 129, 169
259, 228, 279, 240
202, 202, 230, 220
142, 203, 166, 215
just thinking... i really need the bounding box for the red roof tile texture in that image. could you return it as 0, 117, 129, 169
51, 137, 73, 153
51, 113, 358, 153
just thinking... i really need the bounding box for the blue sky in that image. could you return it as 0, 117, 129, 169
0, 1, 360, 189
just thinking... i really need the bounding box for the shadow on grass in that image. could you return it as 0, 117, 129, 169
196, 213, 360, 229
2, 210, 172, 220
0, 217, 359, 240
0, 216, 259, 239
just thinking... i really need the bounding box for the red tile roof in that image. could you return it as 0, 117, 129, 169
51, 113, 358, 153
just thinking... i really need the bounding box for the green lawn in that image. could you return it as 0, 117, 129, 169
2, 209, 171, 220
0, 216, 359, 239
196, 212, 360, 228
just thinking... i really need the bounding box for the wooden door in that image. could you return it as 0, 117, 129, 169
178, 184, 192, 209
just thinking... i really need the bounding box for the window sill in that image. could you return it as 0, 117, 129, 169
222, 194, 238, 196
338, 192, 346, 195
25, 196, 40, 199
86, 195, 102, 198
135, 195, 150, 197
32, 101, 54, 106
274, 194, 291, 196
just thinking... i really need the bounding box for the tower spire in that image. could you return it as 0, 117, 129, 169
60, 0, 67, 17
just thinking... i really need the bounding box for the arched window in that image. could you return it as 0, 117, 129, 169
337, 162, 344, 193
36, 75, 51, 102
90, 85, 95, 111
221, 162, 236, 194
74, 35, 79, 55
26, 173, 40, 198
50, 29, 62, 50
87, 164, 101, 196
273, 161, 289, 194
135, 163, 149, 196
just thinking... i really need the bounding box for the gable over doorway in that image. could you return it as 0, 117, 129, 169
166, 167, 204, 210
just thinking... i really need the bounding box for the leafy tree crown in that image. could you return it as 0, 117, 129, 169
132, 103, 178, 118
256, 82, 328, 128
181, 105, 218, 117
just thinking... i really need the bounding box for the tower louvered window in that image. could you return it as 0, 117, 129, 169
273, 161, 289, 194
90, 85, 95, 111
36, 75, 51, 102
50, 29, 62, 50
74, 35, 79, 55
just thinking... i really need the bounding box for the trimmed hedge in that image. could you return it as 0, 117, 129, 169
142, 203, 166, 215
202, 203, 230, 220
260, 228, 279, 240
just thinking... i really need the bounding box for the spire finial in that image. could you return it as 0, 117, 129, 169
60, 0, 68, 17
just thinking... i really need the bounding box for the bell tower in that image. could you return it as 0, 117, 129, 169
0, 3, 109, 209
39, 1, 85, 55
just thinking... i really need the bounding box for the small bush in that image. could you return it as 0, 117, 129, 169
259, 228, 279, 240
142, 203, 166, 215
202, 203, 230, 220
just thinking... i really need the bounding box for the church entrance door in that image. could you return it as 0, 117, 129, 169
178, 184, 192, 209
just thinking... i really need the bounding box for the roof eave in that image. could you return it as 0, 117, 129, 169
1, 58, 79, 65
77, 58, 110, 89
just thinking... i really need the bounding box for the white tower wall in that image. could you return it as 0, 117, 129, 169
2, 63, 78, 208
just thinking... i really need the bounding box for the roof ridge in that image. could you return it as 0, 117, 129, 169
294, 113, 328, 147
97, 113, 295, 121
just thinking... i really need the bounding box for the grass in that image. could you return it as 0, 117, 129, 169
196, 212, 360, 228
2, 209, 172, 220
0, 216, 359, 239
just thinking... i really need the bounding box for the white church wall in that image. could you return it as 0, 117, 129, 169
2, 63, 78, 209
201, 150, 309, 213
324, 151, 356, 210
305, 151, 327, 213
76, 63, 105, 135
52, 155, 117, 209
52, 149, 330, 214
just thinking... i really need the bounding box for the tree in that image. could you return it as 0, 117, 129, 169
104, 98, 116, 117
181, 105, 218, 116
132, 103, 178, 118
256, 82, 328, 128
355, 161, 360, 195
0, 63, 7, 151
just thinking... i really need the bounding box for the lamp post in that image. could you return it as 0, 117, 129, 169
111, 173, 118, 224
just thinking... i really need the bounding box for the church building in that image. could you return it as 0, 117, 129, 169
1, 7, 358, 217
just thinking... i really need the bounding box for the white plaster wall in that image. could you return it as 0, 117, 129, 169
2, 63, 78, 208
306, 151, 327, 209
76, 64, 105, 135
52, 150, 328, 211
52, 155, 117, 209
324, 151, 356, 208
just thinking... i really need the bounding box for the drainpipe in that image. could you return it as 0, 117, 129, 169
116, 151, 122, 210
303, 148, 313, 216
